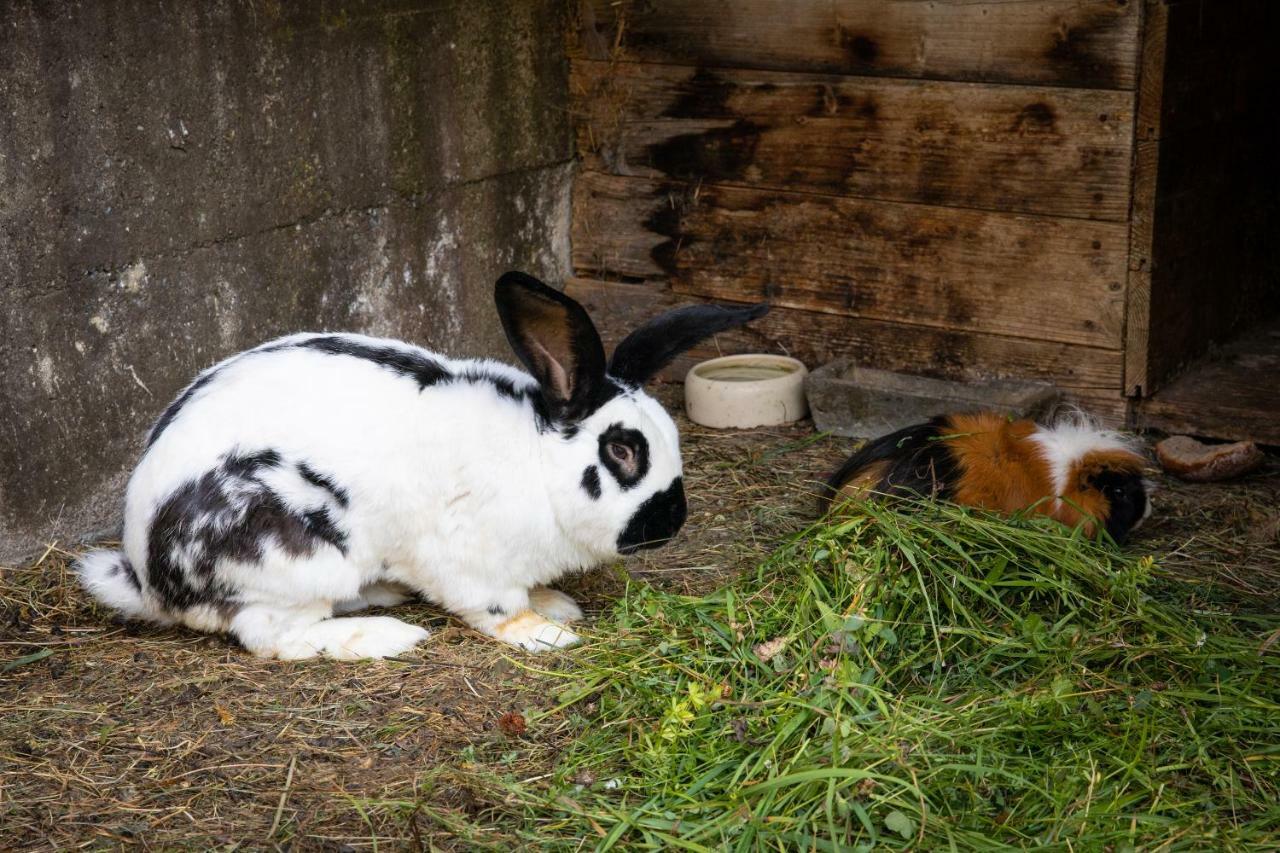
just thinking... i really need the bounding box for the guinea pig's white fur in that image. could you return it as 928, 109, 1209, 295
77, 273, 767, 659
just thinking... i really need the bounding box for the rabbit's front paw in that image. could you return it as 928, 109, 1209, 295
493, 610, 580, 652
529, 587, 584, 623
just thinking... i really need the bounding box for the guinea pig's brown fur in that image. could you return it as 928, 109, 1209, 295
823, 411, 1150, 541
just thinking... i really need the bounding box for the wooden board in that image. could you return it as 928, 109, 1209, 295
568, 277, 1127, 421
573, 60, 1135, 221
1122, 0, 1167, 397
573, 172, 1128, 349
1138, 318, 1280, 445
574, 0, 1141, 90
1140, 0, 1280, 391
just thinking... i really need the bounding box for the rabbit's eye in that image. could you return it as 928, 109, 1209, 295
607, 441, 637, 473
598, 424, 650, 485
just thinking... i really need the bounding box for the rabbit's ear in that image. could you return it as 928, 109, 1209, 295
609, 302, 770, 387
495, 272, 608, 422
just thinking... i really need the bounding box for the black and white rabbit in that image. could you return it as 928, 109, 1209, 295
77, 272, 768, 659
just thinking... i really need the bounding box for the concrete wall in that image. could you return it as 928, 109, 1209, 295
0, 0, 573, 562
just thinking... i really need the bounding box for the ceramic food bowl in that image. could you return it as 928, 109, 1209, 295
684, 354, 809, 429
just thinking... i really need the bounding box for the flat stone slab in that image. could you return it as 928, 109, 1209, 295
805, 359, 1061, 438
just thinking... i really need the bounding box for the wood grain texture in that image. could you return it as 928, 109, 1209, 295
1137, 318, 1280, 444
573, 60, 1135, 220
575, 0, 1141, 90
573, 172, 1128, 348
1140, 0, 1280, 390
1122, 0, 1167, 397
569, 277, 1128, 420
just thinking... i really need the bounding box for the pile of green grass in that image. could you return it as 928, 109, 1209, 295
420, 502, 1280, 849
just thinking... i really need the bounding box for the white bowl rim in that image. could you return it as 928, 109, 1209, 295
688, 353, 808, 388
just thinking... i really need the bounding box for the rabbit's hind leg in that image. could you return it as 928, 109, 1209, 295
231, 601, 429, 660
333, 581, 416, 614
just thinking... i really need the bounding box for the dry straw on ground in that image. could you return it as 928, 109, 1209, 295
2, 390, 1277, 848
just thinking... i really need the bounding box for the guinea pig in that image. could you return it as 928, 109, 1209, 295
821, 411, 1151, 542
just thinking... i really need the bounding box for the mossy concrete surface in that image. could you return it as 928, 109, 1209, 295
0, 0, 572, 561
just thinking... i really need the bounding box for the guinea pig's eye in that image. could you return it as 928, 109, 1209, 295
607, 441, 636, 472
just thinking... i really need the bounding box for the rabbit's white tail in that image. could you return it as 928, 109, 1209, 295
75, 550, 162, 621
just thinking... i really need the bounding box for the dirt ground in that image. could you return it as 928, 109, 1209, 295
2, 387, 1277, 849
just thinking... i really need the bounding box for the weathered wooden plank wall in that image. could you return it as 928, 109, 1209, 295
1122, 0, 1165, 398
574, 61, 1135, 220
579, 0, 1141, 87
570, 0, 1145, 418
567, 276, 1124, 396
1127, 0, 1280, 396
574, 173, 1128, 348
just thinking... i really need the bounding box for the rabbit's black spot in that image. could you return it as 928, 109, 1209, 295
150, 335, 454, 451
581, 465, 602, 500
104, 555, 143, 593
291, 336, 451, 390
458, 367, 529, 402
119, 557, 142, 593
599, 423, 650, 489
298, 462, 350, 508
147, 367, 222, 448
447, 364, 562, 430
618, 477, 687, 554
146, 450, 350, 612
147, 475, 244, 610
487, 604, 506, 616
223, 448, 282, 476
301, 507, 347, 553
489, 376, 522, 400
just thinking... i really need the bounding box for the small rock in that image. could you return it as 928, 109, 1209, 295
753, 636, 788, 662
1155, 435, 1265, 482
497, 711, 526, 737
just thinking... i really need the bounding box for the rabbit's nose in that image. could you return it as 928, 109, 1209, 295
616, 477, 686, 554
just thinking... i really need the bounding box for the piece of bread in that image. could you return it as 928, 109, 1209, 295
1155, 435, 1265, 482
